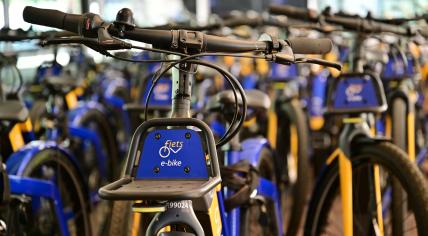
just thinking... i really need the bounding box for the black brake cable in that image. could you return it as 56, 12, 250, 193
155, 59, 241, 146
105, 49, 262, 146
131, 45, 188, 57
144, 56, 247, 147
107, 53, 178, 63
106, 48, 266, 63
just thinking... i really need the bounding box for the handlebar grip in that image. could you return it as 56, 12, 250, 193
325, 15, 409, 35
23, 6, 83, 34
269, 4, 317, 22
205, 34, 268, 53
287, 38, 332, 54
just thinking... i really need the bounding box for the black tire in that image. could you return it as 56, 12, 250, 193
76, 108, 119, 181
108, 201, 134, 236
305, 141, 428, 235
240, 148, 280, 236
108, 200, 157, 236
276, 99, 310, 236
75, 109, 119, 235
21, 148, 91, 236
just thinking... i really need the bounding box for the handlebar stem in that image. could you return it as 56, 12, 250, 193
351, 34, 367, 73
171, 60, 194, 118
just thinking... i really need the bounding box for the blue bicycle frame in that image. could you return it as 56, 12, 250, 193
5, 141, 83, 236
220, 138, 282, 236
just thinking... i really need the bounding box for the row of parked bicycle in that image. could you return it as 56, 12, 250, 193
0, 3, 428, 236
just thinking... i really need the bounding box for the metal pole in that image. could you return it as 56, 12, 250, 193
81, 0, 89, 13
3, 0, 9, 28
196, 0, 210, 25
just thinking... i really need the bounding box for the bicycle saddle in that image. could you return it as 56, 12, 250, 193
206, 89, 271, 111
0, 100, 28, 122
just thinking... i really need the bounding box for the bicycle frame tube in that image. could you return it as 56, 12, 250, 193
338, 148, 353, 236
68, 127, 108, 182
407, 91, 417, 162
224, 148, 241, 236
324, 116, 386, 236
217, 189, 230, 235
267, 110, 277, 148
325, 145, 353, 236
8, 124, 25, 151
9, 175, 70, 236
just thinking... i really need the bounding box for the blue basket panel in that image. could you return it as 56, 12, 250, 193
136, 129, 208, 179
332, 76, 380, 110
382, 56, 415, 79
141, 77, 172, 107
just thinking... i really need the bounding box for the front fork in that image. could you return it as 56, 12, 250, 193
145, 201, 204, 236
328, 119, 385, 236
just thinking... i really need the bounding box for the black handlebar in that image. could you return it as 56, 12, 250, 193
23, 6, 335, 56
23, 7, 84, 35
326, 15, 409, 35
287, 38, 332, 54
269, 5, 318, 22
332, 10, 428, 37
121, 28, 269, 53
269, 4, 424, 36
0, 27, 75, 42
146, 15, 289, 31
335, 10, 428, 26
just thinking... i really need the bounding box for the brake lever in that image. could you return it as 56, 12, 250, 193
270, 53, 342, 71
40, 36, 97, 46
295, 56, 342, 71
271, 52, 294, 65
40, 36, 132, 54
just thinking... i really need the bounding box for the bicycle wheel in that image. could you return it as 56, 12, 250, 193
13, 148, 91, 236
108, 201, 134, 236
276, 99, 310, 236
74, 109, 119, 235
75, 108, 119, 181
305, 141, 428, 235
240, 148, 280, 236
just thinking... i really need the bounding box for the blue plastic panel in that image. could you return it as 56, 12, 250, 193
242, 74, 258, 89
382, 55, 415, 79
136, 129, 208, 179
141, 77, 172, 107
332, 75, 380, 110
268, 63, 298, 81
310, 70, 328, 117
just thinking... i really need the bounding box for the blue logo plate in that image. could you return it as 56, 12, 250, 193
136, 129, 209, 179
